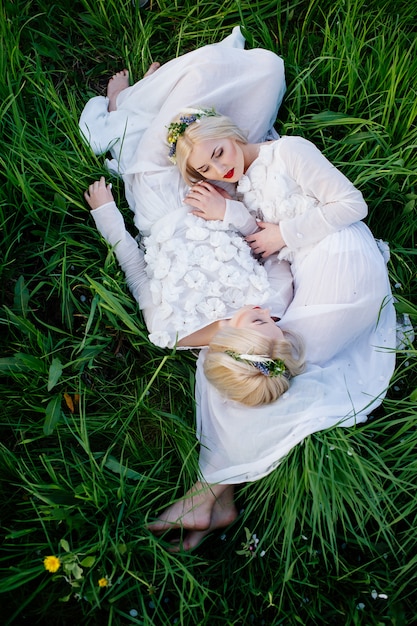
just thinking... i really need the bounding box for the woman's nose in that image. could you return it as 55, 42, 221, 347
212, 163, 224, 176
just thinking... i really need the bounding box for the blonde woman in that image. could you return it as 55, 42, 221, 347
81, 31, 396, 548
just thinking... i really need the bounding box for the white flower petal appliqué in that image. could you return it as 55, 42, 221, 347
215, 244, 238, 262
152, 255, 171, 279
197, 298, 227, 321
223, 289, 246, 308
219, 265, 248, 288
186, 226, 210, 241
148, 331, 172, 348
154, 221, 176, 243
237, 175, 251, 193
209, 231, 231, 248
184, 270, 207, 291
161, 281, 184, 303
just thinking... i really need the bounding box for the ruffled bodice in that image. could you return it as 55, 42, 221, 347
237, 141, 318, 224
143, 211, 271, 347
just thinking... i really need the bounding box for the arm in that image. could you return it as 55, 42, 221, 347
184, 181, 258, 235
278, 136, 368, 249
246, 137, 368, 257
85, 178, 152, 311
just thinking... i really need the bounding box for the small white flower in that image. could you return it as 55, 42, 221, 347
215, 243, 238, 262
154, 221, 176, 243
356, 603, 365, 610
161, 281, 184, 303
184, 270, 207, 291
197, 298, 227, 321
186, 225, 210, 241
153, 255, 171, 279
237, 175, 251, 193
223, 289, 246, 308
219, 265, 247, 288
210, 231, 232, 248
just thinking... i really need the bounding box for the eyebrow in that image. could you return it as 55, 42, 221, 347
196, 147, 217, 171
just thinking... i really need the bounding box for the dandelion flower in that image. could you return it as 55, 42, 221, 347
98, 577, 109, 587
43, 555, 61, 573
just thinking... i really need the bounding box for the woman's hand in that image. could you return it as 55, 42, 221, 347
84, 176, 114, 211
245, 221, 286, 258
184, 181, 231, 220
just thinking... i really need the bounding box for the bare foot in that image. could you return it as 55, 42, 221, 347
143, 61, 160, 77
107, 69, 129, 112
180, 486, 238, 551
148, 482, 230, 534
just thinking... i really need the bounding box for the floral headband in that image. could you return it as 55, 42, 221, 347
225, 351, 289, 378
167, 107, 217, 164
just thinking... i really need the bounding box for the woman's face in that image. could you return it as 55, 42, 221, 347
226, 306, 284, 341
187, 137, 245, 183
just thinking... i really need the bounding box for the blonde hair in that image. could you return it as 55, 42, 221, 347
173, 111, 248, 186
204, 327, 305, 406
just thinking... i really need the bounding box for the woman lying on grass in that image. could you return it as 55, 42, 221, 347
81, 28, 396, 549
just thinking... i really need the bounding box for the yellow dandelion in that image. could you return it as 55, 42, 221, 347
43, 555, 61, 573
98, 577, 109, 587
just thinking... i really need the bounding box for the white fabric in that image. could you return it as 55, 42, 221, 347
81, 28, 396, 486
238, 136, 368, 253
196, 223, 396, 483
84, 28, 292, 348
80, 26, 286, 234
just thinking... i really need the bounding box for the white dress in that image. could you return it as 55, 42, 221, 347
80, 28, 397, 485
81, 27, 293, 348
191, 135, 397, 484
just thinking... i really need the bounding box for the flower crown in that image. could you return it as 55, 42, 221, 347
225, 351, 289, 378
167, 107, 217, 164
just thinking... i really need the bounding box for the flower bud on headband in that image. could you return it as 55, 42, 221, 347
225, 351, 288, 378
167, 108, 217, 164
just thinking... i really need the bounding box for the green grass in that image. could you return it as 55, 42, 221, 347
0, 0, 416, 624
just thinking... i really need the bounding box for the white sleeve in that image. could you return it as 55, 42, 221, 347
278, 137, 368, 249
223, 199, 258, 235
90, 202, 152, 310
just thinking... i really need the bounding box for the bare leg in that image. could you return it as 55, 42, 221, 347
148, 481, 231, 533
143, 61, 160, 77
107, 63, 160, 113
107, 69, 129, 112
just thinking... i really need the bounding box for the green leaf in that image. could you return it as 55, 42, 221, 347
80, 556, 96, 568
13, 275, 30, 316
43, 395, 62, 436
409, 389, 417, 403
0, 353, 46, 374
60, 538, 70, 553
47, 357, 63, 391
105, 456, 143, 481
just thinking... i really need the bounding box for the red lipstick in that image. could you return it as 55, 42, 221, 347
224, 168, 234, 179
